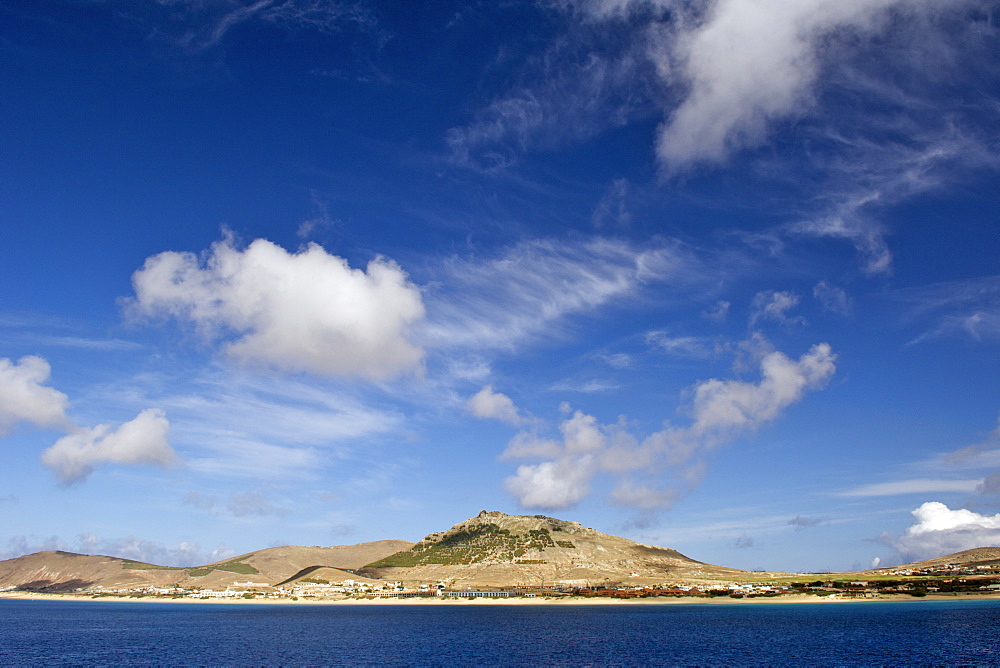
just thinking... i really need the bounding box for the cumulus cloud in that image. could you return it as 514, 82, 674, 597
880, 501, 1000, 563
467, 385, 524, 426
127, 235, 425, 380
505, 458, 597, 509
503, 341, 835, 510
41, 409, 175, 484
0, 356, 71, 436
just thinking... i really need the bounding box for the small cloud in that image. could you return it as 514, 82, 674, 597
467, 385, 524, 426
645, 331, 719, 359
735, 535, 755, 549
0, 356, 72, 436
591, 178, 632, 229
838, 478, 981, 497
813, 281, 853, 317
183, 491, 217, 513
297, 192, 337, 239
548, 378, 620, 393
331, 524, 356, 537
0, 494, 17, 505
789, 515, 822, 529
597, 353, 633, 369
701, 300, 730, 322
227, 490, 288, 518
41, 409, 174, 484
750, 290, 805, 327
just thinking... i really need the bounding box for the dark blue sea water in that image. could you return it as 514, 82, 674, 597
2, 599, 999, 666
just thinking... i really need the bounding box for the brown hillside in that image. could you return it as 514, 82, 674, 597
361, 510, 755, 587
0, 540, 412, 592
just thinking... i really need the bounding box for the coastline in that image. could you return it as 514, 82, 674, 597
3, 591, 999, 606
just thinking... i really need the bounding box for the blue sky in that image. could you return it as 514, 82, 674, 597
1, 0, 998, 573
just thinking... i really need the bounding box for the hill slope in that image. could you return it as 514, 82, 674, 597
360, 510, 754, 587
0, 540, 412, 592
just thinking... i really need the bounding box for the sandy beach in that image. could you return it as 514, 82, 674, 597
3, 591, 998, 606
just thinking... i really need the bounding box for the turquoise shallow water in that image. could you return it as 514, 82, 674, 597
2, 598, 998, 665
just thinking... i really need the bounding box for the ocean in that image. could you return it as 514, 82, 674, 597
2, 598, 998, 665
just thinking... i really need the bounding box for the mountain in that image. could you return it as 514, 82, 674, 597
6, 512, 996, 595
359, 510, 758, 587
0, 540, 412, 592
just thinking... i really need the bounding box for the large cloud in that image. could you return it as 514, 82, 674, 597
502, 341, 836, 509
880, 502, 1000, 563
41, 409, 175, 484
424, 237, 699, 351
127, 236, 425, 381
0, 356, 71, 436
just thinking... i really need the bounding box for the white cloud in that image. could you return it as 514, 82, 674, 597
503, 341, 836, 510
467, 385, 523, 426
504, 458, 596, 510
424, 237, 697, 351
813, 281, 853, 316
701, 300, 730, 322
645, 331, 719, 359
838, 478, 982, 497
0, 356, 71, 436
41, 408, 175, 483
591, 178, 633, 228
684, 342, 835, 440
126, 369, 402, 480
228, 490, 288, 517
658, 0, 887, 167
881, 502, 1000, 563
895, 275, 1000, 344
132, 0, 378, 53
750, 290, 804, 327
127, 235, 425, 381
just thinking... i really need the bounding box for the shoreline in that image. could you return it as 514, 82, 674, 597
3, 591, 999, 606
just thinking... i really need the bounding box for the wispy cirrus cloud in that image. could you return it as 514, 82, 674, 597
838, 478, 982, 498
105, 0, 379, 53
894, 275, 1000, 344
422, 236, 702, 352
453, 1, 998, 274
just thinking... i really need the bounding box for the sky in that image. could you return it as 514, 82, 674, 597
1, 0, 998, 573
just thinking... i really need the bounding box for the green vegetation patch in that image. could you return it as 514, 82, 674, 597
365, 523, 560, 567
121, 560, 183, 571
555, 541, 575, 548
186, 568, 212, 577
210, 561, 259, 575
